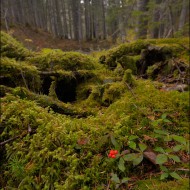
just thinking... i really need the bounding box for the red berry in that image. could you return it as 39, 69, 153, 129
113, 150, 118, 155
108, 154, 112, 158
110, 150, 115, 155
111, 155, 116, 158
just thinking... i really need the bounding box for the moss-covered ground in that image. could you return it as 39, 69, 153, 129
0, 32, 189, 189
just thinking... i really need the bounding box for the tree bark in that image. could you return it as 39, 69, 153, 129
136, 0, 149, 39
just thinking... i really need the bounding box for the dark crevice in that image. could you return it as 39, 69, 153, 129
55, 78, 77, 103
41, 76, 53, 95
0, 77, 16, 88
137, 46, 172, 77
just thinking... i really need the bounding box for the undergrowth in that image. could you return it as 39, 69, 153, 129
0, 32, 189, 190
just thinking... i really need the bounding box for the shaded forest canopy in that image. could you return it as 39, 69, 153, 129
0, 30, 189, 189
1, 0, 189, 42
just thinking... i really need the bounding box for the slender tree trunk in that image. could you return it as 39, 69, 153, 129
136, 0, 149, 39
178, 0, 188, 30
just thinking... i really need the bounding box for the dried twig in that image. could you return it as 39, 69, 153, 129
125, 82, 138, 108
0, 135, 20, 146
0, 130, 33, 146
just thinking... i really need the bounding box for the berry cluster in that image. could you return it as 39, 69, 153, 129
108, 150, 118, 158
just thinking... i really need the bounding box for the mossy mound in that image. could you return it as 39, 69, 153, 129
28, 48, 101, 71
0, 31, 32, 60
99, 38, 189, 81
0, 57, 40, 92
1, 79, 189, 189
99, 40, 148, 71
78, 81, 127, 107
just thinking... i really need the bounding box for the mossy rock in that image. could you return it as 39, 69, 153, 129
0, 31, 32, 60
28, 49, 101, 71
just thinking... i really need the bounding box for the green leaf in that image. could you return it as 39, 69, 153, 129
154, 147, 165, 154
160, 172, 169, 180
111, 173, 120, 184
173, 145, 182, 152
133, 154, 143, 166
170, 172, 182, 180
123, 153, 137, 161
165, 148, 173, 153
160, 165, 168, 172
152, 120, 159, 127
172, 135, 186, 145
163, 119, 171, 123
128, 141, 136, 150
154, 129, 168, 135
139, 143, 147, 152
121, 177, 130, 184
168, 155, 181, 162
156, 154, 168, 165
118, 158, 125, 172
161, 113, 167, 119
164, 135, 172, 142
111, 135, 120, 149
128, 135, 139, 141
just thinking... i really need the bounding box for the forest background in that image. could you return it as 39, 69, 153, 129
1, 0, 189, 44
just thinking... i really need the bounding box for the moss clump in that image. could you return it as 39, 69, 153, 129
122, 69, 136, 87
99, 40, 149, 69
0, 57, 41, 92
8, 86, 87, 116
117, 55, 138, 74
28, 49, 101, 71
136, 178, 189, 190
0, 31, 32, 60
102, 82, 126, 105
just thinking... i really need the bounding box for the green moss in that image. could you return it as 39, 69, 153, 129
1, 57, 41, 92
99, 37, 189, 71
48, 80, 58, 99
0, 31, 32, 60
122, 69, 136, 86
117, 55, 138, 74
100, 40, 149, 69
28, 49, 101, 71
136, 178, 189, 190
114, 63, 124, 76
3, 86, 87, 117
102, 82, 126, 105
1, 36, 189, 190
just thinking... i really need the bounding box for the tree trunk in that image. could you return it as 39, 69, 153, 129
136, 0, 149, 39
178, 0, 188, 30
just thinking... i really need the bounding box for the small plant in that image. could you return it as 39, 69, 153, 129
108, 130, 189, 188
110, 173, 130, 189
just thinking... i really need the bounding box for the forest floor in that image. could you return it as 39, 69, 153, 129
2, 24, 114, 52
0, 30, 189, 190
